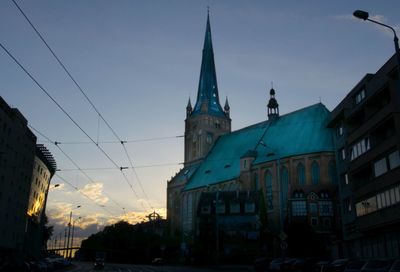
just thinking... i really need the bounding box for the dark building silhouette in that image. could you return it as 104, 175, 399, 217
328, 54, 400, 258
0, 96, 56, 259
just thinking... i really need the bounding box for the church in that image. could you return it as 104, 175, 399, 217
166, 13, 340, 260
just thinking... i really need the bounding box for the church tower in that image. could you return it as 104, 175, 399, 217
184, 13, 231, 165
267, 87, 279, 120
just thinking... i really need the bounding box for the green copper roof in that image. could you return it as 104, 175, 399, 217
192, 14, 225, 117
183, 103, 334, 191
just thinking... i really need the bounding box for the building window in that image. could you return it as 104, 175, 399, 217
206, 132, 213, 144
350, 137, 370, 161
337, 125, 344, 137
216, 201, 225, 214
253, 172, 259, 191
280, 166, 289, 211
265, 170, 273, 210
297, 163, 305, 185
311, 217, 318, 227
389, 150, 400, 170
355, 88, 366, 105
319, 201, 333, 216
311, 161, 320, 185
328, 160, 337, 185
309, 202, 318, 214
244, 202, 255, 213
292, 200, 307, 216
344, 173, 349, 185
341, 148, 346, 160
374, 157, 388, 177
344, 198, 352, 213
355, 196, 378, 217
230, 202, 240, 213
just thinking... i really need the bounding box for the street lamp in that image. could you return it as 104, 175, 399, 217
66, 205, 81, 259
353, 10, 400, 73
69, 216, 82, 259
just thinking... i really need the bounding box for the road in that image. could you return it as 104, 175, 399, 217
67, 261, 253, 272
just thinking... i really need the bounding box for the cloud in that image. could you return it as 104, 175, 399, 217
78, 183, 109, 205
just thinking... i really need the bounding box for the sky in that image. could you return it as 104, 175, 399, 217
1, 0, 399, 245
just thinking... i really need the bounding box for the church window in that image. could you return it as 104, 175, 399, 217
206, 133, 213, 144
319, 201, 333, 216
253, 172, 259, 191
265, 170, 273, 210
244, 201, 255, 213
292, 200, 307, 216
328, 160, 337, 185
297, 163, 305, 185
280, 166, 289, 212
311, 161, 320, 185
230, 201, 240, 213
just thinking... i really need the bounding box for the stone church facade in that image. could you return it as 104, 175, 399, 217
167, 14, 340, 258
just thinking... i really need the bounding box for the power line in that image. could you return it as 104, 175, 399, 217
29, 125, 132, 212
57, 162, 183, 171
54, 174, 119, 219
0, 40, 147, 210
11, 0, 155, 210
38, 135, 184, 145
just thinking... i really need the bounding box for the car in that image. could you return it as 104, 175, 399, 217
94, 258, 105, 270
389, 260, 400, 272
314, 260, 331, 272
152, 258, 165, 266
344, 260, 366, 272
326, 259, 350, 272
269, 258, 286, 271
361, 260, 393, 272
253, 257, 272, 272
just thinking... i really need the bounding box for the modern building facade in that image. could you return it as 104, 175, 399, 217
0, 96, 56, 259
328, 54, 400, 258
167, 14, 339, 259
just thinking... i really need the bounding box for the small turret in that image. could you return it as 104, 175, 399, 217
186, 97, 192, 117
267, 86, 279, 120
224, 96, 230, 117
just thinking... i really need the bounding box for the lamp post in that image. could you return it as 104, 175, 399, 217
66, 205, 81, 259
69, 216, 82, 259
353, 10, 400, 74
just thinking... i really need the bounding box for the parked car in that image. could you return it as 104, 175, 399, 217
326, 259, 350, 272
361, 260, 393, 272
344, 260, 366, 272
269, 258, 286, 271
389, 260, 400, 272
253, 257, 272, 272
314, 260, 331, 272
94, 258, 105, 270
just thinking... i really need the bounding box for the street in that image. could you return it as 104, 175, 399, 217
67, 262, 252, 272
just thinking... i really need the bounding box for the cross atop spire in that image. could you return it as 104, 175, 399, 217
191, 12, 225, 117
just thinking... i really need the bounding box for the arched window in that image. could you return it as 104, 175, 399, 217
328, 160, 337, 185
297, 163, 306, 185
280, 166, 289, 211
311, 161, 320, 185
265, 170, 273, 210
253, 172, 259, 191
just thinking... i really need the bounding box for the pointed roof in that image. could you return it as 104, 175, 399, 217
192, 13, 225, 117
186, 97, 192, 110
224, 96, 230, 111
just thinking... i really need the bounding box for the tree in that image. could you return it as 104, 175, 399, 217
42, 214, 54, 248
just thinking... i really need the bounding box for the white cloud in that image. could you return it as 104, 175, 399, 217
78, 183, 109, 205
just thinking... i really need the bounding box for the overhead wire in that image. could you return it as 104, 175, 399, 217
37, 135, 184, 145
29, 125, 131, 212
0, 41, 147, 211
55, 174, 120, 220
11, 0, 154, 210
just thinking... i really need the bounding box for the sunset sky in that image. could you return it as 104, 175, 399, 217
1, 0, 399, 244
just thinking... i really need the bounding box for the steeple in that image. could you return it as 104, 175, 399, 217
267, 86, 279, 120
192, 12, 225, 117
224, 96, 230, 117
186, 97, 192, 117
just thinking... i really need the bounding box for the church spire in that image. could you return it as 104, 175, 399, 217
186, 97, 192, 117
267, 86, 279, 120
192, 12, 224, 117
224, 96, 230, 117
